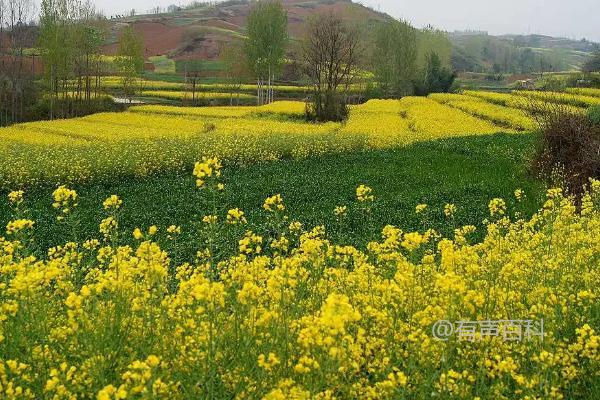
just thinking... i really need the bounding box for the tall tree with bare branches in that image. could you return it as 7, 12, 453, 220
302, 12, 361, 122
0, 0, 36, 125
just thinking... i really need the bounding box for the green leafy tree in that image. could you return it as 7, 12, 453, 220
583, 51, 600, 73
372, 20, 417, 98
116, 25, 144, 102
417, 26, 452, 71
1, 0, 36, 125
414, 52, 456, 96
244, 0, 288, 105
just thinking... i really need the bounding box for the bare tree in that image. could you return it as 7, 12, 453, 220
0, 0, 36, 125
39, 0, 107, 119
0, 0, 6, 124
302, 12, 361, 121
221, 40, 251, 106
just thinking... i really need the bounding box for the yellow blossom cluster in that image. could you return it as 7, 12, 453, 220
52, 186, 78, 220
355, 185, 374, 202
1, 175, 599, 399
193, 157, 222, 189
488, 198, 507, 217
226, 208, 247, 225
7, 190, 24, 206
102, 195, 122, 211
5, 219, 34, 235
263, 194, 285, 213
334, 205, 348, 217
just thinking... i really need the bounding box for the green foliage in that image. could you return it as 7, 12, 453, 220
372, 20, 418, 98
149, 55, 176, 74
244, 0, 288, 80
588, 105, 600, 125
533, 108, 600, 199
450, 33, 579, 74
26, 97, 123, 121
175, 59, 225, 73
36, 0, 109, 119
220, 41, 253, 105
417, 27, 452, 71
537, 75, 567, 92
116, 25, 145, 99
583, 51, 600, 73
305, 91, 349, 122
0, 134, 542, 260
414, 52, 456, 95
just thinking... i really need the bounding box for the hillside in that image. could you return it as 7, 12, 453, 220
450, 32, 597, 73
103, 0, 391, 70
101, 0, 597, 76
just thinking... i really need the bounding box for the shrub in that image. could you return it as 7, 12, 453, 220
589, 105, 600, 125
305, 90, 349, 122
413, 52, 456, 96
532, 105, 600, 200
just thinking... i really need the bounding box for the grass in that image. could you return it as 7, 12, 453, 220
175, 59, 225, 73
0, 133, 544, 262
148, 55, 177, 74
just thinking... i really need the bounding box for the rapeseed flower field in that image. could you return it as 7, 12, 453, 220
566, 87, 600, 98
1, 161, 599, 399
0, 94, 532, 189
430, 93, 536, 130
140, 90, 256, 102
98, 76, 310, 94
2, 87, 597, 190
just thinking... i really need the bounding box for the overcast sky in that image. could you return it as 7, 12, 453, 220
87, 0, 599, 41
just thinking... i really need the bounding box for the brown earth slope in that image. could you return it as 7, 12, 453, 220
102, 0, 391, 61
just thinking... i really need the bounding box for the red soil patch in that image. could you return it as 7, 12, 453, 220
102, 1, 387, 62
0, 55, 44, 76
103, 21, 185, 58
173, 33, 229, 61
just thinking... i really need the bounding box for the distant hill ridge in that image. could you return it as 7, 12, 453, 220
102, 0, 597, 72
103, 0, 392, 62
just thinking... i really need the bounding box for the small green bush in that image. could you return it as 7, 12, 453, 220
588, 105, 600, 125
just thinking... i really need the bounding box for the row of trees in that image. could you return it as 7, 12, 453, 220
0, 0, 144, 126
232, 0, 455, 121
0, 0, 37, 125
372, 21, 455, 98
38, 0, 108, 119
38, 0, 145, 118
451, 34, 576, 74
244, 0, 288, 105
3, 0, 458, 125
